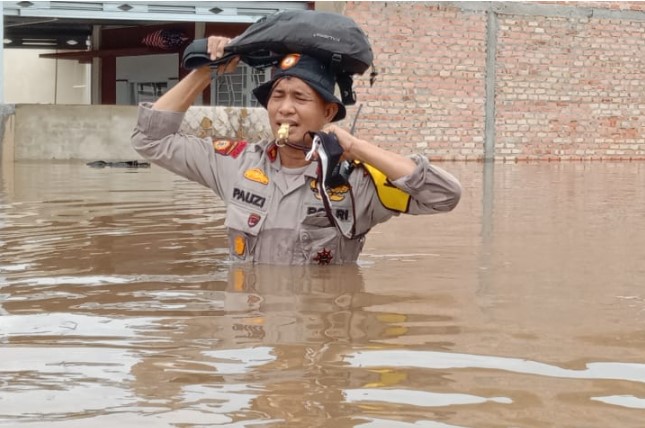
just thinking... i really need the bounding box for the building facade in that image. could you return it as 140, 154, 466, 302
2, 1, 644, 161
344, 2, 645, 161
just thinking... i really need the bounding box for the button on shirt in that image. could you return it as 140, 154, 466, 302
132, 103, 462, 265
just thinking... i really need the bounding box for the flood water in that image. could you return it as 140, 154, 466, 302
1, 160, 645, 427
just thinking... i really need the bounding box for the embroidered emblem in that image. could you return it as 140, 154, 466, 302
280, 54, 301, 70
267, 143, 278, 162
309, 180, 350, 202
313, 248, 333, 265
212, 139, 247, 158
248, 213, 261, 228
243, 168, 269, 185
234, 235, 246, 256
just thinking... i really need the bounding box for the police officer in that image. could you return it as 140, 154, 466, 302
132, 36, 462, 265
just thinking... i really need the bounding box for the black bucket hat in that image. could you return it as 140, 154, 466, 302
252, 54, 346, 122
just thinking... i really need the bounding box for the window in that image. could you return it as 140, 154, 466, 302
211, 63, 271, 107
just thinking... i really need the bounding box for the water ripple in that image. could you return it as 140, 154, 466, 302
346, 349, 645, 385
344, 388, 512, 407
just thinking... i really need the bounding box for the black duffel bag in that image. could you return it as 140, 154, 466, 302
182, 9, 376, 105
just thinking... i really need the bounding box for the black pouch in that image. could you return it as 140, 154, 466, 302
309, 132, 347, 189
305, 132, 358, 239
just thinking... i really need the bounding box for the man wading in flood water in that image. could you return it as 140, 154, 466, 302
132, 35, 462, 265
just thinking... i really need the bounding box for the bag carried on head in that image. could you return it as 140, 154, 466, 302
181, 9, 376, 105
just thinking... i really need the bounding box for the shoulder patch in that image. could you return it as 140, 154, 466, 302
362, 163, 411, 213
212, 139, 247, 158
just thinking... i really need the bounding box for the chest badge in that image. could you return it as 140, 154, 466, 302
244, 168, 269, 185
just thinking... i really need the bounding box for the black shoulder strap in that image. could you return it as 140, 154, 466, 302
336, 73, 356, 105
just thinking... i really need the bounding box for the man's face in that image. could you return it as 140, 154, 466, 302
267, 77, 337, 145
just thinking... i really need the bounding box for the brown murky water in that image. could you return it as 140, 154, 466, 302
1, 161, 645, 427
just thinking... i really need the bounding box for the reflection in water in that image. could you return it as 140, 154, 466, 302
1, 162, 645, 427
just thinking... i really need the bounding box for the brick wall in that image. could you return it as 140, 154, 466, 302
343, 1, 645, 161
345, 2, 487, 161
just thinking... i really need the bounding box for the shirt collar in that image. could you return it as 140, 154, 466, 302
266, 142, 318, 178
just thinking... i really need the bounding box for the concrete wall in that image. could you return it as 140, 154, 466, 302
1, 104, 272, 162
345, 1, 645, 161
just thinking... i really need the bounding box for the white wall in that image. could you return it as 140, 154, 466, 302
3, 49, 91, 105
116, 54, 178, 105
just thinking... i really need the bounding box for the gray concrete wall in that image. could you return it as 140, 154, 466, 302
1, 104, 16, 163
8, 104, 139, 161
1, 104, 272, 162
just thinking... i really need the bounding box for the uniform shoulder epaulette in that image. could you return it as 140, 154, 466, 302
359, 162, 411, 213
212, 139, 247, 158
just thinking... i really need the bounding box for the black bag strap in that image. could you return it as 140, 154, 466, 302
336, 73, 356, 106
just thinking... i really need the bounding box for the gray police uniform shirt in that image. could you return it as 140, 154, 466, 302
132, 103, 461, 265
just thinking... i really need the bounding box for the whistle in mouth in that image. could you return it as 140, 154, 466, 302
277, 123, 290, 146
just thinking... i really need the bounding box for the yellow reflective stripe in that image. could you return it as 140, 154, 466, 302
362, 163, 411, 213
